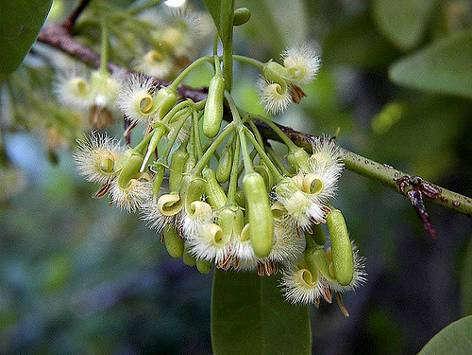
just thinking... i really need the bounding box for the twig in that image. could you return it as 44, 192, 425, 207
62, 0, 92, 33
35, 23, 472, 217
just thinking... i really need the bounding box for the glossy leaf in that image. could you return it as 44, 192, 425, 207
0, 0, 52, 80
211, 270, 312, 355
461, 239, 472, 315
390, 31, 472, 99
373, 0, 439, 50
419, 316, 472, 354
203, 0, 235, 44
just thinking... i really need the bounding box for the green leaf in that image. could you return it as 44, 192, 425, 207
419, 316, 472, 355
461, 238, 472, 315
390, 31, 472, 99
211, 270, 312, 355
372, 0, 438, 50
0, 0, 52, 80
203, 0, 235, 44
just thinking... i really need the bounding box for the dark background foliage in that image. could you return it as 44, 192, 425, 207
0, 0, 471, 353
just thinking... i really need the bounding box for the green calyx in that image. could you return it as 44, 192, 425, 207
286, 147, 310, 171
217, 206, 244, 240
169, 142, 189, 192
262, 61, 289, 90
117, 151, 144, 189
215, 148, 233, 183
154, 87, 178, 119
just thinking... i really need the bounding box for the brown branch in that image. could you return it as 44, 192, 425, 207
62, 0, 92, 33
35, 23, 472, 217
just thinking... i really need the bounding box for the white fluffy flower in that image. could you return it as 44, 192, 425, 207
181, 201, 214, 240
281, 266, 327, 304
74, 133, 122, 184
275, 179, 326, 229
118, 74, 157, 124
141, 197, 177, 233
257, 78, 292, 115
186, 223, 231, 263
136, 50, 173, 78
282, 42, 321, 84
268, 217, 305, 264
295, 138, 344, 203
110, 179, 152, 212
55, 73, 93, 109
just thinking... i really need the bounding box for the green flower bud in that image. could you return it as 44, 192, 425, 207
202, 74, 225, 138
243, 172, 273, 258
169, 142, 189, 192
155, 87, 178, 119
233, 7, 251, 26
163, 226, 184, 258
215, 149, 233, 183
326, 209, 354, 286
202, 167, 227, 209
196, 259, 212, 274
235, 190, 246, 209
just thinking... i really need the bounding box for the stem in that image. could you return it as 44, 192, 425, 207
162, 115, 189, 162
267, 146, 290, 176
193, 111, 203, 160
243, 128, 283, 182
223, 44, 233, 90
251, 115, 298, 151
100, 19, 109, 74
233, 55, 264, 70
192, 123, 236, 175
62, 0, 92, 32
169, 56, 211, 90
227, 134, 240, 204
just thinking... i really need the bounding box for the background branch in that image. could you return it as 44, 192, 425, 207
36, 22, 472, 217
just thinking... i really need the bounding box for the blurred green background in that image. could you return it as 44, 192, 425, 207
1, 0, 471, 353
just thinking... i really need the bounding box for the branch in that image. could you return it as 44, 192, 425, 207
62, 0, 92, 33
35, 23, 472, 217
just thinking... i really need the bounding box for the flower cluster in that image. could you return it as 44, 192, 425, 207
74, 40, 364, 314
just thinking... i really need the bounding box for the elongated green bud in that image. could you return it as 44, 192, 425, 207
233, 8, 251, 26
235, 190, 246, 209
243, 172, 273, 258
215, 149, 233, 183
154, 87, 178, 119
117, 152, 143, 189
163, 226, 184, 258
202, 74, 225, 138
202, 167, 227, 209
169, 142, 189, 192
286, 147, 309, 171
326, 209, 354, 286
196, 259, 212, 274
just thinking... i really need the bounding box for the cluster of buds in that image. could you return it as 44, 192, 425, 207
74, 45, 365, 314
